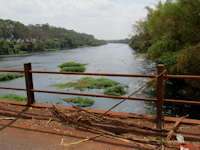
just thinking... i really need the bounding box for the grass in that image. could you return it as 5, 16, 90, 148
61, 97, 94, 107
58, 62, 87, 72
60, 66, 86, 72
0, 73, 24, 81
58, 62, 87, 68
53, 77, 120, 90
0, 94, 27, 102
103, 85, 127, 96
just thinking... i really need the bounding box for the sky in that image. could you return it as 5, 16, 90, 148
0, 0, 162, 40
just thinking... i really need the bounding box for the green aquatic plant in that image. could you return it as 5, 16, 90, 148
58, 62, 87, 68
61, 97, 94, 107
103, 85, 127, 96
0, 94, 27, 102
0, 73, 24, 81
53, 77, 120, 90
60, 66, 86, 72
58, 62, 87, 72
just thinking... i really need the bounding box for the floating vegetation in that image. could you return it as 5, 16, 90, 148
0, 94, 27, 102
60, 66, 86, 72
0, 73, 24, 81
53, 77, 120, 90
53, 77, 128, 96
61, 97, 94, 107
103, 85, 127, 96
58, 62, 87, 72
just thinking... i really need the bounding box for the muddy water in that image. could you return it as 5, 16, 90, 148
0, 43, 157, 114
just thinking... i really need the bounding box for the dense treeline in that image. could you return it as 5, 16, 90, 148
129, 0, 200, 75
0, 19, 107, 55
107, 38, 129, 44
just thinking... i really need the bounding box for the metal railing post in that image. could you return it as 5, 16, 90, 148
157, 64, 164, 129
24, 62, 35, 105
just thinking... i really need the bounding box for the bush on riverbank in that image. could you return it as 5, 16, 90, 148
0, 73, 24, 81
103, 85, 127, 96
61, 97, 94, 107
0, 94, 27, 102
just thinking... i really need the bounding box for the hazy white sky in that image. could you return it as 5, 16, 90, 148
0, 0, 162, 40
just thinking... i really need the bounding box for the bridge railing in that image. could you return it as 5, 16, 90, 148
0, 62, 200, 128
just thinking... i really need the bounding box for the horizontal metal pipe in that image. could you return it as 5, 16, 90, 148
30, 70, 156, 78
164, 99, 200, 105
0, 86, 26, 91
165, 75, 200, 79
31, 89, 157, 102
0, 86, 199, 106
32, 89, 200, 105
0, 70, 24, 73
1, 69, 200, 79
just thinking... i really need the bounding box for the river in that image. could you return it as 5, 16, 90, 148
0, 43, 173, 116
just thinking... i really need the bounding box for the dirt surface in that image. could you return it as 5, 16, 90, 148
0, 102, 200, 150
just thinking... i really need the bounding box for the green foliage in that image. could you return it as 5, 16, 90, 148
60, 66, 86, 72
107, 38, 129, 44
61, 97, 94, 107
158, 51, 180, 74
0, 39, 19, 54
103, 85, 127, 96
177, 44, 200, 75
147, 35, 180, 60
0, 73, 24, 81
0, 94, 27, 102
0, 19, 107, 55
58, 62, 87, 72
58, 62, 87, 68
129, 0, 200, 75
53, 77, 120, 90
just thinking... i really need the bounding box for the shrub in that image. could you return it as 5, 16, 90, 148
61, 97, 94, 107
103, 85, 127, 96
157, 51, 180, 74
177, 44, 200, 75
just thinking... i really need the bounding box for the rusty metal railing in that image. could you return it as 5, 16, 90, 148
0, 62, 200, 128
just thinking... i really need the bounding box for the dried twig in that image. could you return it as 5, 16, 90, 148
166, 114, 189, 141
45, 118, 52, 128
61, 134, 103, 146
0, 117, 16, 120
51, 103, 142, 149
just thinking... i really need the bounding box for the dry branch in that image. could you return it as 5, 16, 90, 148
166, 114, 189, 141
61, 134, 103, 146
51, 103, 142, 148
45, 118, 52, 128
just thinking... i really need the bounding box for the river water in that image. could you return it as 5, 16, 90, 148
0, 43, 158, 115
